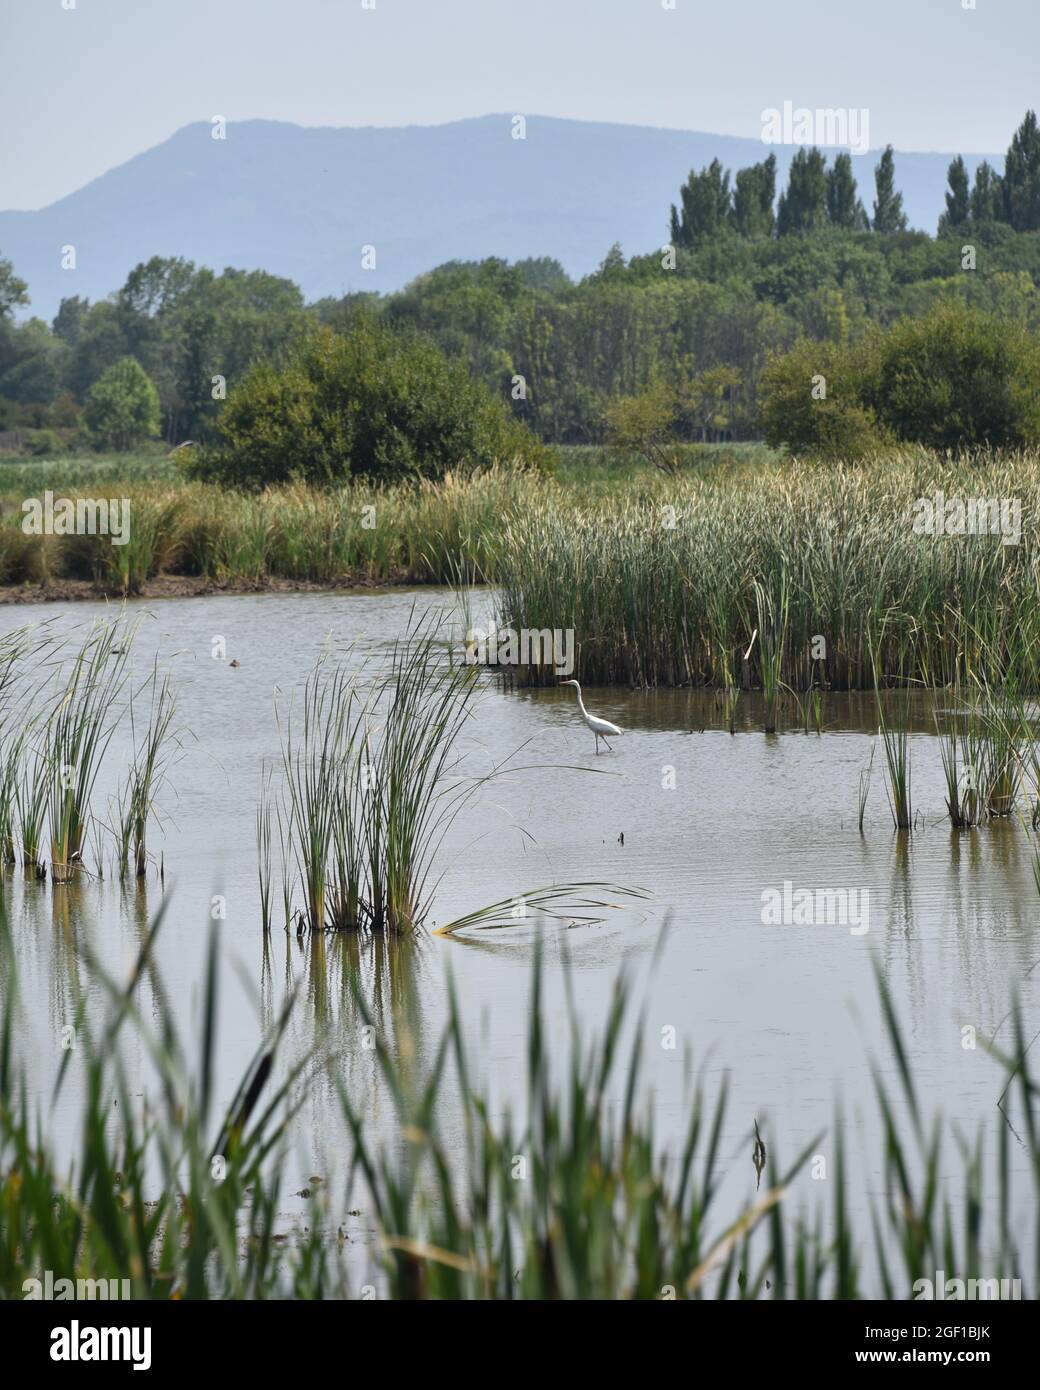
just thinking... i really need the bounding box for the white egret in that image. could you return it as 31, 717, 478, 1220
559, 679, 622, 753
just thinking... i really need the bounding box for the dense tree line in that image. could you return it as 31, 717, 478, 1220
1, 113, 1039, 453
0, 257, 306, 449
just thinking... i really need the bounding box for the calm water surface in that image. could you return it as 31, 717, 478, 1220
2, 588, 1037, 1287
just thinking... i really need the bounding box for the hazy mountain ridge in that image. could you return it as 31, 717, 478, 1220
0, 114, 1002, 321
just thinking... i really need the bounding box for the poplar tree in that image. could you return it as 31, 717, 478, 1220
669, 159, 732, 247
826, 153, 867, 229
971, 161, 1002, 223
939, 156, 971, 231
777, 148, 828, 235
732, 155, 777, 237
1002, 110, 1040, 231
872, 146, 908, 233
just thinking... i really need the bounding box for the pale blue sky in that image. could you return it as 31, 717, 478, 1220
2, 0, 1037, 210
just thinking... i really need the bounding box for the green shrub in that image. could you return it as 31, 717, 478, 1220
760, 305, 1040, 457
759, 338, 888, 458
23, 427, 68, 457
188, 322, 546, 488
865, 303, 1040, 450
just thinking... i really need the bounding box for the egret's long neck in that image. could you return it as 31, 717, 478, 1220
572, 684, 587, 716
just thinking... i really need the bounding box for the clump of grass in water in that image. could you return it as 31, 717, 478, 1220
934, 650, 1030, 828
0, 626, 48, 870
875, 698, 912, 832
975, 677, 1024, 820
16, 737, 49, 873
370, 631, 484, 932
857, 744, 875, 832
257, 766, 274, 934
871, 626, 913, 832
935, 679, 971, 830
115, 662, 178, 878
278, 657, 350, 933
276, 629, 482, 933
751, 568, 790, 734
46, 619, 135, 881
272, 617, 646, 936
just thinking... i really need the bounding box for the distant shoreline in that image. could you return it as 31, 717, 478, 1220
0, 572, 413, 606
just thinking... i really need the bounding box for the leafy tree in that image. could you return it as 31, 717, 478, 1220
605, 380, 682, 473
119, 256, 196, 320
0, 254, 31, 379
777, 149, 828, 235
0, 319, 63, 406
872, 146, 908, 233
189, 322, 546, 489
514, 257, 571, 291
52, 296, 91, 347
0, 256, 28, 320
590, 243, 628, 282
680, 366, 742, 441
1002, 110, 1040, 231
83, 356, 161, 450
796, 286, 851, 346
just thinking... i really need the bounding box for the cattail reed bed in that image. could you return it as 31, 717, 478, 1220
6, 449, 1040, 693
494, 451, 1040, 692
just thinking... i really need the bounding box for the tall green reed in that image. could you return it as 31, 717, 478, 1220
752, 568, 790, 733
46, 620, 134, 881
116, 663, 178, 878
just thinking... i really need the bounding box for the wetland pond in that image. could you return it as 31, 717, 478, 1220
2, 586, 1038, 1285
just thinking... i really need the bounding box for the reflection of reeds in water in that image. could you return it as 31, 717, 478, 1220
4, 904, 1035, 1299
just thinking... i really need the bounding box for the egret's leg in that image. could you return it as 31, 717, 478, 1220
594, 732, 600, 754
